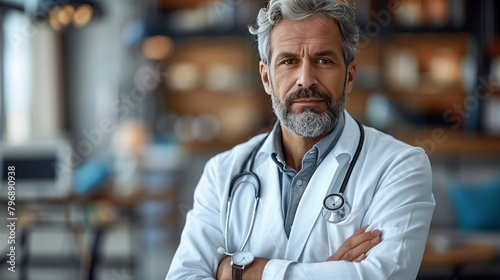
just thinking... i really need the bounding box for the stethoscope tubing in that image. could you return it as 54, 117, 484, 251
338, 118, 365, 195
224, 117, 364, 252
224, 172, 261, 253
224, 133, 269, 254
224, 198, 260, 254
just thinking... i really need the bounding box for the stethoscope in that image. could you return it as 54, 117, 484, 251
321, 118, 364, 223
217, 133, 266, 256
217, 118, 365, 256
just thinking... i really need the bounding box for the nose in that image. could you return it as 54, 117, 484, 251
296, 61, 318, 88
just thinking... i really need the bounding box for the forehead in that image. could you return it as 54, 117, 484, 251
270, 15, 343, 58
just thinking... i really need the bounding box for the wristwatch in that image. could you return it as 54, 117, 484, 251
231, 250, 255, 280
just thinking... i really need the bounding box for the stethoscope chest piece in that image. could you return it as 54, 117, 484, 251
322, 193, 351, 223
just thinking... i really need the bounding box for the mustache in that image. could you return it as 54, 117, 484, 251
284, 87, 333, 108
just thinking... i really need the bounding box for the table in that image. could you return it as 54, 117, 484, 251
421, 239, 498, 279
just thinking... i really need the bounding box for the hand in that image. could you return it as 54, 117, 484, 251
326, 225, 382, 262
216, 255, 269, 280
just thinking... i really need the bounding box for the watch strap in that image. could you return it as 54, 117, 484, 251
232, 265, 243, 280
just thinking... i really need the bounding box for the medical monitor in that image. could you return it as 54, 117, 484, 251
0, 139, 72, 200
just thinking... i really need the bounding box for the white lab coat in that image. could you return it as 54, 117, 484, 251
166, 112, 435, 280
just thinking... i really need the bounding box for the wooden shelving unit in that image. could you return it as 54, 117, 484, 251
350, 0, 500, 156
162, 37, 272, 152
393, 128, 500, 158
151, 0, 500, 154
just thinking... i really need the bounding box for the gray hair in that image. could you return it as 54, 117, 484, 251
248, 0, 359, 66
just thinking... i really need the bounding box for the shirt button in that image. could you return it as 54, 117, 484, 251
296, 179, 303, 187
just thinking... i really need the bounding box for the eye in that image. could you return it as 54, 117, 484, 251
282, 59, 296, 65
318, 58, 332, 65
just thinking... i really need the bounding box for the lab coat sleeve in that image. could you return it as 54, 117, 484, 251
165, 156, 225, 280
262, 147, 435, 280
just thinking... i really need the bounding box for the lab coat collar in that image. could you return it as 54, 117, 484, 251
270, 112, 346, 172
255, 111, 360, 175
332, 111, 363, 160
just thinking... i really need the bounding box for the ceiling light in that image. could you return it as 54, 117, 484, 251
25, 0, 102, 31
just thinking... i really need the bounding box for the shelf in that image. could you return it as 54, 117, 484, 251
162, 37, 270, 151
158, 0, 207, 9
388, 89, 467, 113
346, 89, 372, 120
393, 128, 500, 158
485, 38, 500, 57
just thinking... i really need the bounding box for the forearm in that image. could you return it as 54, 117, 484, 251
219, 256, 397, 280
235, 257, 389, 280
217, 225, 382, 280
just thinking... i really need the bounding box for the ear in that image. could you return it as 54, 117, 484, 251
259, 61, 272, 95
345, 62, 356, 94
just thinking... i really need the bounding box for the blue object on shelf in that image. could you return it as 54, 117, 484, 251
73, 157, 111, 195
449, 177, 500, 231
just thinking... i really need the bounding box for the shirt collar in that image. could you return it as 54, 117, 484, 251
268, 112, 346, 170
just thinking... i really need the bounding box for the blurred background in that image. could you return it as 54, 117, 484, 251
0, 0, 499, 279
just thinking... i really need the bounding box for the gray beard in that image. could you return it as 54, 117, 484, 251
271, 87, 346, 138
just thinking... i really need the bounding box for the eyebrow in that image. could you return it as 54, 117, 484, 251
314, 50, 342, 61
274, 50, 342, 62
274, 52, 297, 62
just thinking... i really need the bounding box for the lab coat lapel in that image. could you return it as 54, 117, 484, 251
285, 152, 340, 260
254, 155, 288, 258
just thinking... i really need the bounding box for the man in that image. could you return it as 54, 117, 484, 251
166, 0, 435, 279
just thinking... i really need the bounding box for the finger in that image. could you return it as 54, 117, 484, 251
353, 253, 366, 262
352, 224, 369, 237
334, 229, 380, 259
331, 226, 370, 258
349, 229, 381, 250
328, 229, 382, 261
340, 235, 381, 261
327, 228, 369, 261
